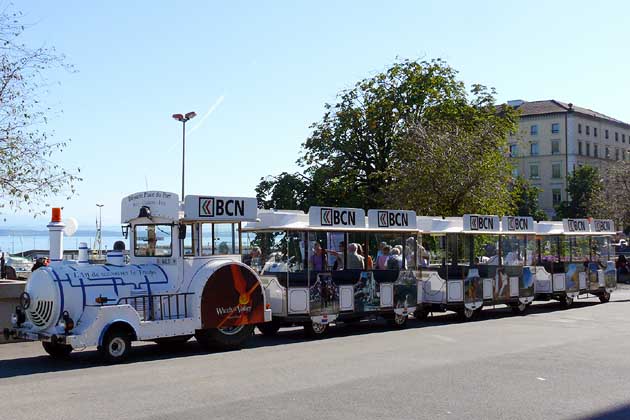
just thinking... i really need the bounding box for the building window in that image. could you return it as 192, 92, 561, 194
530, 142, 539, 156
594, 144, 599, 158
552, 189, 562, 206
615, 132, 619, 141
530, 164, 539, 179
530, 125, 538, 135
551, 140, 560, 155
615, 148, 620, 160
551, 123, 560, 134
594, 127, 598, 137
586, 126, 590, 135
623, 134, 627, 143
586, 142, 591, 156
552, 163, 562, 179
605, 129, 609, 139
578, 141, 583, 155
578, 124, 582, 134
605, 147, 610, 159
509, 144, 518, 157
512, 168, 519, 177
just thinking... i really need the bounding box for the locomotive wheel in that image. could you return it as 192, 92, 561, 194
154, 335, 193, 348
195, 324, 254, 351
98, 328, 132, 363
599, 291, 611, 303
387, 313, 408, 329
42, 341, 73, 359
304, 321, 328, 338
257, 320, 282, 337
511, 302, 528, 315
562, 295, 574, 309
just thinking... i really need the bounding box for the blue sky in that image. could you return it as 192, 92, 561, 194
4, 0, 630, 228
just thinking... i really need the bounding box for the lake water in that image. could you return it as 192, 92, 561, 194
0, 234, 128, 255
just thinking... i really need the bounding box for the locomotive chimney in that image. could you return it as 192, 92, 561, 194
78, 242, 89, 264
47, 208, 66, 262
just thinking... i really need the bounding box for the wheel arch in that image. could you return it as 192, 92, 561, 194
98, 320, 138, 347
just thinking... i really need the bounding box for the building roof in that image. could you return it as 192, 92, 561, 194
510, 99, 630, 128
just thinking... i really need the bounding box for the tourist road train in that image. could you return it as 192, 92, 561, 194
3, 191, 618, 362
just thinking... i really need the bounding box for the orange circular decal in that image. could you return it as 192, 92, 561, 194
239, 294, 250, 305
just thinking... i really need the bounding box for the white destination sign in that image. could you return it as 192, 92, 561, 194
308, 206, 366, 228
368, 209, 417, 229
184, 196, 258, 221
121, 191, 180, 223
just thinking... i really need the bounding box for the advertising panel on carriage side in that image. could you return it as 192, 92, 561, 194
501, 216, 535, 234
308, 206, 366, 228
367, 209, 417, 230
121, 191, 180, 222
562, 218, 590, 234
590, 219, 615, 234
463, 214, 500, 233
184, 195, 258, 221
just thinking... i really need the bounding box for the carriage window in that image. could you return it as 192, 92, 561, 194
242, 231, 286, 274
370, 233, 404, 270
423, 235, 446, 267
538, 237, 563, 265
201, 223, 240, 255
501, 235, 528, 266
308, 231, 329, 272
134, 224, 172, 257
347, 232, 368, 270
469, 234, 500, 266
288, 231, 306, 272
568, 236, 590, 264
592, 236, 612, 263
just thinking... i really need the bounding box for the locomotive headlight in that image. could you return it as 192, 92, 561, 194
59, 311, 75, 333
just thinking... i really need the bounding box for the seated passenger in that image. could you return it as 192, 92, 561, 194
243, 246, 262, 269
376, 245, 391, 269
386, 247, 403, 270
482, 244, 500, 265
346, 243, 365, 269
357, 244, 373, 270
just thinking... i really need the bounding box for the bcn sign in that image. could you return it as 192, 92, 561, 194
308, 206, 366, 228
184, 195, 258, 221
464, 214, 500, 232
368, 209, 417, 229
501, 216, 534, 232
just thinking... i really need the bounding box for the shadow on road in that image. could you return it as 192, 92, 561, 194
575, 403, 630, 419
0, 297, 611, 379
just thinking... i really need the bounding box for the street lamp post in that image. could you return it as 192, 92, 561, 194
172, 111, 197, 199
95, 203, 104, 257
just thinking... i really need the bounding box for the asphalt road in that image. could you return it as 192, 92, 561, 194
2, 290, 630, 420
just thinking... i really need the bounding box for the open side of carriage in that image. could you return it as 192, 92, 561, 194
241, 206, 421, 337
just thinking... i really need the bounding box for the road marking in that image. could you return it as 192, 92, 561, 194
537, 377, 546, 381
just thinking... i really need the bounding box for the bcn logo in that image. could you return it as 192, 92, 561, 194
567, 219, 587, 232
377, 211, 409, 228
199, 198, 245, 218
470, 215, 495, 231
593, 220, 611, 232
321, 208, 356, 226
507, 217, 529, 231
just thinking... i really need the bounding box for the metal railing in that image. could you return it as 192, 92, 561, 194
117, 292, 194, 322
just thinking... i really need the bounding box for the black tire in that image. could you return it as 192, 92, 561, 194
511, 302, 528, 315
304, 321, 329, 338
599, 291, 611, 303
457, 307, 476, 321
154, 335, 193, 348
387, 313, 408, 329
562, 295, 574, 309
257, 320, 281, 337
42, 341, 73, 359
98, 328, 132, 363
195, 324, 254, 351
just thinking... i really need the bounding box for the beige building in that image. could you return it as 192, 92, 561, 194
507, 100, 630, 217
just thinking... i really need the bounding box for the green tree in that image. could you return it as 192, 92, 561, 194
600, 161, 630, 232
0, 8, 80, 216
509, 177, 547, 220
555, 165, 604, 219
258, 58, 518, 214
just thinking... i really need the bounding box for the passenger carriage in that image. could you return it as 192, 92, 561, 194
532, 218, 617, 306
241, 206, 421, 337
416, 214, 536, 320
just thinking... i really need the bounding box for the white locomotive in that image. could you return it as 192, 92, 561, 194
3, 191, 271, 362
